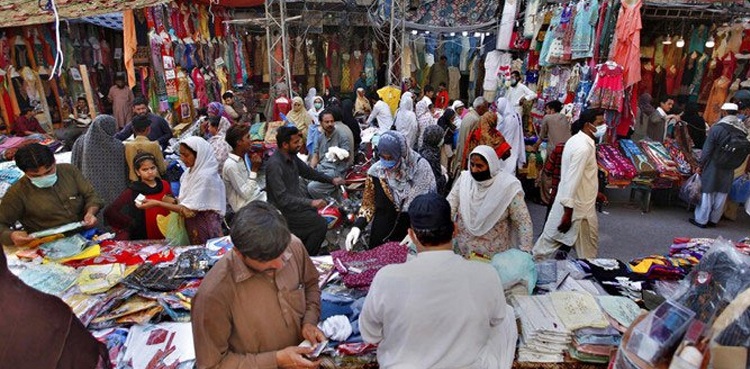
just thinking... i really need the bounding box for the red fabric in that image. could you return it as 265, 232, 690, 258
12, 115, 45, 136
272, 97, 291, 121
435, 90, 450, 109
331, 242, 408, 290
144, 180, 173, 240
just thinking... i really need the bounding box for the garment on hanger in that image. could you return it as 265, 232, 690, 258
703, 75, 731, 125
571, 0, 600, 60
587, 62, 624, 112
497, 0, 519, 50
611, 0, 642, 88
689, 25, 708, 55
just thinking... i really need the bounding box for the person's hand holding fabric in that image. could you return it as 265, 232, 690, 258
345, 227, 361, 250
82, 212, 98, 228
302, 323, 327, 345
10, 231, 35, 246
275, 346, 320, 368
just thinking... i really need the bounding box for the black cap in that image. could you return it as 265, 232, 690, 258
408, 192, 453, 230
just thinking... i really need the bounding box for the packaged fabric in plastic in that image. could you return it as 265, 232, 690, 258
620, 139, 657, 178
172, 248, 210, 279
639, 140, 682, 181
39, 234, 88, 260
673, 237, 750, 324
679, 173, 702, 206
597, 144, 637, 186
710, 287, 750, 369
490, 249, 537, 294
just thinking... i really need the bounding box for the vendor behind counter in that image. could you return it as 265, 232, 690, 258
0, 143, 102, 246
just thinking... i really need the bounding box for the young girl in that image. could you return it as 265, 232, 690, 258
104, 153, 173, 240
137, 137, 226, 245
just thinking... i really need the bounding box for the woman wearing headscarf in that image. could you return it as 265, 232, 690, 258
632, 93, 655, 141
72, 114, 128, 207
355, 87, 372, 117
448, 145, 533, 257
307, 96, 326, 155
419, 125, 448, 195
206, 101, 232, 134
465, 112, 512, 166
496, 97, 527, 174
305, 87, 317, 110
681, 102, 707, 149
437, 108, 458, 170
416, 99, 436, 150
139, 136, 226, 245
286, 96, 313, 144
341, 98, 362, 148
345, 131, 436, 250
0, 250, 111, 369
394, 91, 419, 149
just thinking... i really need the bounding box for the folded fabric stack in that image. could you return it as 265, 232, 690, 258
513, 295, 572, 363
629, 255, 690, 281
638, 140, 681, 181
0, 161, 23, 198
619, 139, 657, 180
570, 326, 621, 364
597, 144, 637, 187
663, 139, 694, 176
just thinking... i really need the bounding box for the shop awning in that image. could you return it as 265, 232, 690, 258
0, 0, 168, 29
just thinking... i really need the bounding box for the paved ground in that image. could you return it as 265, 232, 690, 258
526, 188, 750, 262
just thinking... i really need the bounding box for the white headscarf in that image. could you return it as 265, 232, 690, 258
308, 96, 325, 126
179, 136, 227, 215
394, 92, 419, 148
416, 99, 436, 149
496, 97, 526, 173
458, 145, 523, 236
304, 88, 317, 110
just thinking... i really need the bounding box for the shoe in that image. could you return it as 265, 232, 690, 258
689, 218, 707, 229
707, 222, 717, 228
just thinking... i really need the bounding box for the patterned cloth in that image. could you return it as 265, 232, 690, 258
184, 210, 223, 246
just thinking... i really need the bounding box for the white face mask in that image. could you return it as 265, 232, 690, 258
593, 123, 607, 139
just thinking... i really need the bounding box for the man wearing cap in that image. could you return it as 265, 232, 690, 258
359, 193, 517, 369
690, 102, 748, 228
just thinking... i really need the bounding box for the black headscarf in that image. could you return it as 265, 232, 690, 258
682, 102, 707, 149
341, 99, 362, 148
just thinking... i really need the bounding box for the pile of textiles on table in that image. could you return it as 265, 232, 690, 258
663, 138, 694, 176
0, 160, 23, 197
597, 143, 637, 187
0, 134, 61, 160
4, 229, 235, 369
638, 140, 681, 182
619, 139, 657, 180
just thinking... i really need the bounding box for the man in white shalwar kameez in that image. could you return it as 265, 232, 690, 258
360, 193, 517, 369
533, 110, 606, 259
496, 97, 526, 174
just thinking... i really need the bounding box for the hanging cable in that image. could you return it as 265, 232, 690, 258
40, 0, 64, 79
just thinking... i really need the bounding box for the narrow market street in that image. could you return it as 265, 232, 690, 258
528, 191, 750, 262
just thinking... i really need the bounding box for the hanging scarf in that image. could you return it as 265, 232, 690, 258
179, 136, 226, 215
458, 145, 523, 237
71, 115, 127, 207
368, 131, 436, 209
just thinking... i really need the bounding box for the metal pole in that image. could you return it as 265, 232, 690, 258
279, 0, 293, 95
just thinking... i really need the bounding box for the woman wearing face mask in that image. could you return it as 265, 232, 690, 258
345, 131, 436, 250
307, 96, 325, 155
286, 96, 313, 145
0, 143, 102, 246
448, 145, 533, 258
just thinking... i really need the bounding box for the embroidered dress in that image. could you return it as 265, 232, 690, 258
571, 0, 599, 60
587, 63, 624, 112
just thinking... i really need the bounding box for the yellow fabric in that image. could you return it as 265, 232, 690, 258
48, 244, 101, 264
630, 258, 666, 274
378, 86, 402, 116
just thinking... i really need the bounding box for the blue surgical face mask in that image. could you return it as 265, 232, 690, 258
380, 158, 399, 169
739, 114, 747, 121
30, 172, 58, 188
